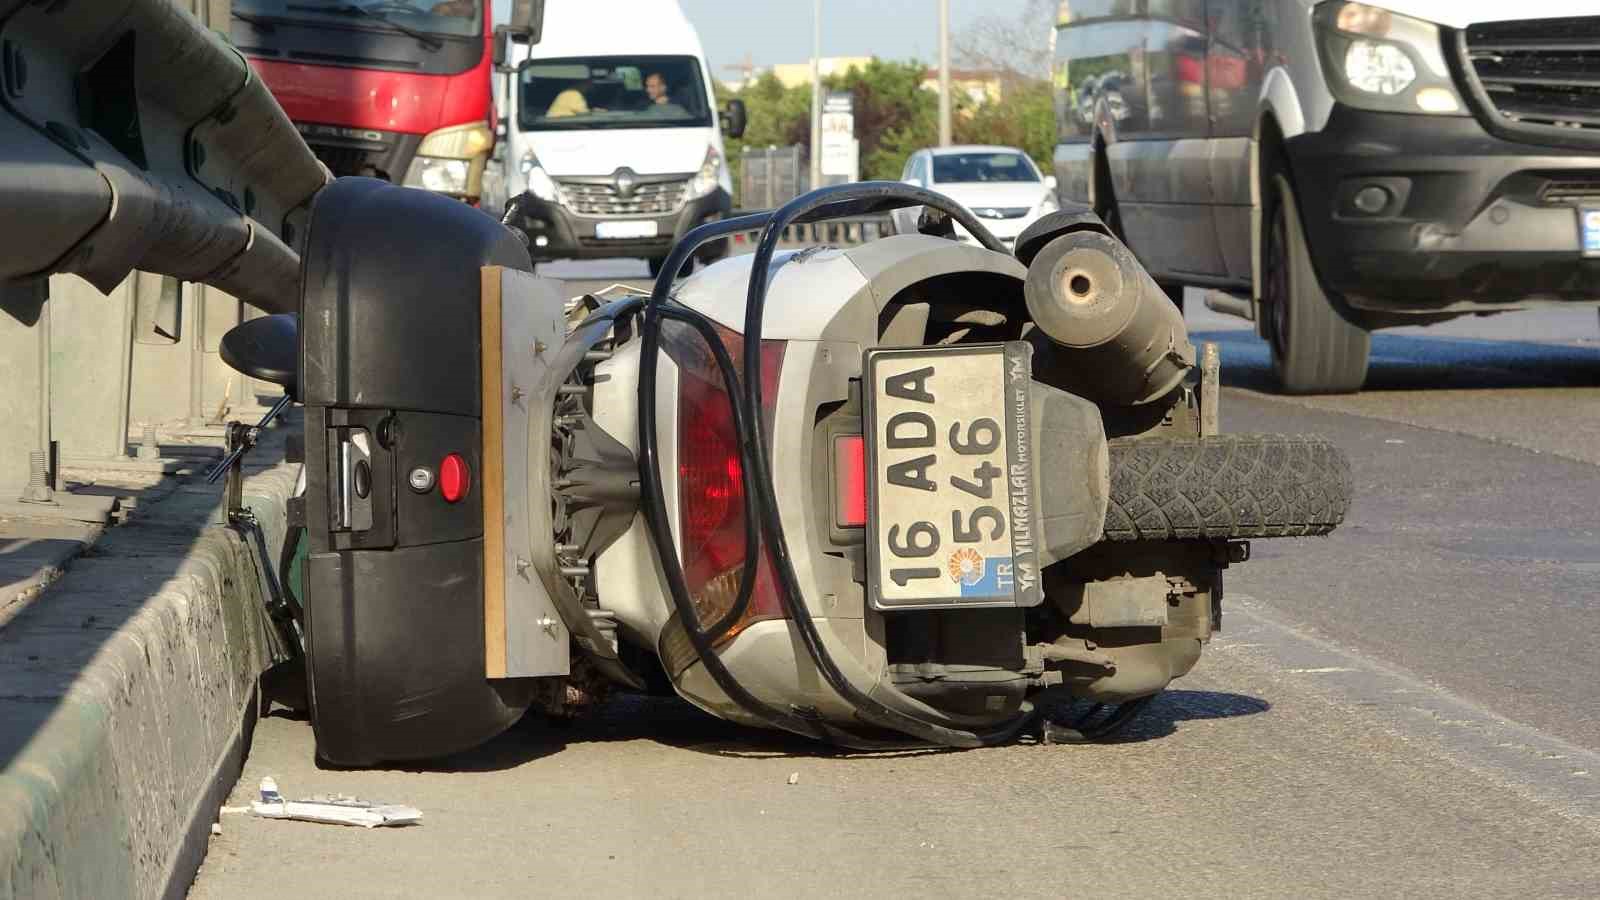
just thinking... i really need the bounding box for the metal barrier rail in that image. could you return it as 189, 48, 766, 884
0, 0, 327, 314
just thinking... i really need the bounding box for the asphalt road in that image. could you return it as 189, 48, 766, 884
188, 262, 1600, 899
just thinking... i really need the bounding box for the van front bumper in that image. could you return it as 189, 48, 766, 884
506, 187, 732, 263
1285, 105, 1600, 320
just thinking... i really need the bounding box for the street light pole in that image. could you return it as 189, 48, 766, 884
810, 0, 822, 190
938, 0, 951, 147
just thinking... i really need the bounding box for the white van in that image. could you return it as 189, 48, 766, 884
493, 1, 745, 277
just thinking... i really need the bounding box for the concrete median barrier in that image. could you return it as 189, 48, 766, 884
0, 447, 297, 900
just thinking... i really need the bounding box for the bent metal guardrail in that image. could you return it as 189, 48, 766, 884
0, 0, 327, 314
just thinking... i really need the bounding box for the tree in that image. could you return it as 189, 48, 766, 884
721, 50, 1058, 196
950, 1, 1059, 170
719, 72, 811, 201
954, 79, 1055, 170
952, 0, 1058, 85
826, 59, 940, 181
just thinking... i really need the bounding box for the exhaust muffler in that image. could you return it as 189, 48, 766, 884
1021, 227, 1195, 406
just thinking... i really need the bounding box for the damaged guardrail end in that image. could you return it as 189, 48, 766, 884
0, 0, 327, 312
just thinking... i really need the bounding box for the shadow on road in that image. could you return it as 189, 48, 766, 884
1105, 689, 1272, 744
323, 687, 1272, 773
1194, 327, 1600, 394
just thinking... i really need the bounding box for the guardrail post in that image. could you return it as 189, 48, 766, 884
50, 274, 136, 465
0, 284, 50, 504
765, 146, 777, 209
49, 272, 242, 474
0, 283, 114, 521
128, 283, 256, 443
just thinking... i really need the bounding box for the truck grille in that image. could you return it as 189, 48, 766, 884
556, 177, 689, 217
309, 144, 377, 178
1462, 16, 1600, 148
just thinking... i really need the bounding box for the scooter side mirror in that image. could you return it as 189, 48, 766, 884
219, 313, 299, 400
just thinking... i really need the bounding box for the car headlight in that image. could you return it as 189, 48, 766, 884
518, 150, 559, 201
688, 146, 723, 199
1313, 2, 1465, 115
404, 157, 471, 195
1344, 40, 1415, 95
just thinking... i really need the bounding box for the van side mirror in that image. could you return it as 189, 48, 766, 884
492, 24, 511, 68
721, 99, 747, 140
507, 0, 545, 44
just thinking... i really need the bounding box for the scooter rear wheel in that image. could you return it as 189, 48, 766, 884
1103, 433, 1351, 542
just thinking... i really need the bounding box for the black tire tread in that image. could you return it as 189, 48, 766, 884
1267, 170, 1370, 395
1104, 434, 1352, 541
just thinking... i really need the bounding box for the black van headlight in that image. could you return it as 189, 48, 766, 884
1314, 1, 1467, 115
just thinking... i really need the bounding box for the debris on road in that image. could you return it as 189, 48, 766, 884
249, 777, 422, 829
787, 772, 799, 785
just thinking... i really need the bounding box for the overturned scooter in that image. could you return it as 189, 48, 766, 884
223, 179, 1350, 762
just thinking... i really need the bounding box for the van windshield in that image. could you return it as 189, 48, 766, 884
519, 55, 712, 131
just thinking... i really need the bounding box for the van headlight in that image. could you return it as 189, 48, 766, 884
403, 122, 493, 196
518, 150, 559, 201
688, 146, 723, 199
1314, 2, 1466, 115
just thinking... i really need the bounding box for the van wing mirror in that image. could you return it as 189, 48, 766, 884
721, 99, 748, 140
492, 24, 510, 68
507, 0, 545, 44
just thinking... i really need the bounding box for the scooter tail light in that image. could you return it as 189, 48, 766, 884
663, 318, 788, 645
833, 435, 867, 527
439, 453, 470, 503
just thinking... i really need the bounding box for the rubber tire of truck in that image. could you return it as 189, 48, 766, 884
1102, 434, 1352, 542
1262, 169, 1370, 394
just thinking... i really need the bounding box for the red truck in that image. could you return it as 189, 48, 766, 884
230, 1, 506, 204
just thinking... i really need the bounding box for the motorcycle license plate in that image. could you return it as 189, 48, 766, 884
863, 343, 1042, 611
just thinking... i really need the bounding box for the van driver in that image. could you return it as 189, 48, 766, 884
644, 72, 671, 107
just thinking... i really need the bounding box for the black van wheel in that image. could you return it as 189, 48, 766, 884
1262, 170, 1370, 394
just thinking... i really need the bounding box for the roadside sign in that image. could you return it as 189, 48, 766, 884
819, 91, 857, 181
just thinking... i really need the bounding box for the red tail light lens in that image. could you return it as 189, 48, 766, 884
662, 318, 787, 644
834, 435, 867, 527
439, 453, 470, 503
